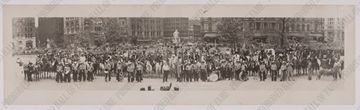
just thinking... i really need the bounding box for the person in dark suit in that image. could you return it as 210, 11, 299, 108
270, 61, 278, 81
55, 62, 64, 83
27, 62, 35, 81
72, 61, 79, 82
63, 64, 71, 83
127, 61, 135, 82
104, 61, 112, 82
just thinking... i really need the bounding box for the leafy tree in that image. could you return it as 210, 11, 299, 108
217, 18, 242, 47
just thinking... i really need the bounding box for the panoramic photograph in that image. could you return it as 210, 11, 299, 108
11, 17, 345, 89
2, 4, 354, 105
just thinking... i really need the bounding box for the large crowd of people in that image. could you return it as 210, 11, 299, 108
17, 42, 344, 83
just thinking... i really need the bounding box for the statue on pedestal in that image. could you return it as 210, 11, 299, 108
46, 38, 51, 48
173, 29, 180, 44
173, 29, 180, 56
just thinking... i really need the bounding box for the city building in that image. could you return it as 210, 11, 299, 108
200, 17, 327, 46
188, 19, 201, 38
37, 17, 64, 48
12, 17, 37, 50
324, 18, 344, 46
64, 17, 84, 35
64, 17, 108, 47
163, 18, 189, 37
200, 17, 222, 38
285, 18, 325, 43
103, 17, 130, 38
129, 18, 164, 38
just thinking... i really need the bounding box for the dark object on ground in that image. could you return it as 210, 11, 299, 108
174, 87, 179, 91
160, 83, 172, 91
140, 87, 146, 91
148, 86, 154, 91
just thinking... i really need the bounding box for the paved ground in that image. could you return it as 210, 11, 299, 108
4, 55, 350, 105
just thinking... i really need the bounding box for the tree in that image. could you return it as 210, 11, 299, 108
104, 18, 122, 43
217, 18, 242, 46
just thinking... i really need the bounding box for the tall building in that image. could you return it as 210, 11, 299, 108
128, 18, 190, 38
188, 19, 201, 37
129, 18, 164, 38
200, 17, 222, 37
285, 18, 324, 43
12, 17, 36, 50
64, 17, 108, 46
163, 18, 189, 37
37, 17, 64, 48
103, 17, 130, 38
324, 18, 344, 45
200, 17, 326, 45
64, 17, 84, 35
232, 18, 284, 44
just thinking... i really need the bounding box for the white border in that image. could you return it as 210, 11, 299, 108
1, 0, 359, 110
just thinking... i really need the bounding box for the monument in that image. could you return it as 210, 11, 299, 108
173, 29, 180, 56
46, 38, 51, 48
173, 29, 180, 44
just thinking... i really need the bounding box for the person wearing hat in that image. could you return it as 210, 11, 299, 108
104, 60, 112, 82
184, 60, 192, 82
240, 61, 248, 81
116, 59, 124, 82
270, 61, 278, 81
71, 61, 79, 82
126, 60, 135, 82
259, 61, 267, 81
194, 61, 201, 82
162, 60, 170, 82
200, 61, 208, 81
63, 64, 71, 83
78, 61, 88, 82
55, 62, 64, 83
135, 60, 144, 82
87, 61, 95, 82
286, 61, 294, 81
27, 62, 35, 81
279, 61, 287, 81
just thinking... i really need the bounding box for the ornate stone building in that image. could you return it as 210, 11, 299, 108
12, 17, 37, 50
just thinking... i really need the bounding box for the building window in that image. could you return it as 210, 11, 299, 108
256, 22, 260, 30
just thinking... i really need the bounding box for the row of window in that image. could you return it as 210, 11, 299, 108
15, 33, 34, 38
13, 27, 34, 33
132, 31, 162, 36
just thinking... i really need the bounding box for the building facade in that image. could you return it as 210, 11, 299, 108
324, 18, 344, 46
12, 17, 37, 50
163, 18, 189, 37
103, 17, 131, 38
129, 18, 164, 38
200, 17, 222, 38
64, 17, 109, 47
188, 19, 201, 38
64, 17, 84, 35
37, 17, 64, 48
189, 25, 201, 37
201, 17, 327, 46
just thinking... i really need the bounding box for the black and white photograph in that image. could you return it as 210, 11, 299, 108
11, 17, 346, 86
2, 5, 356, 106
